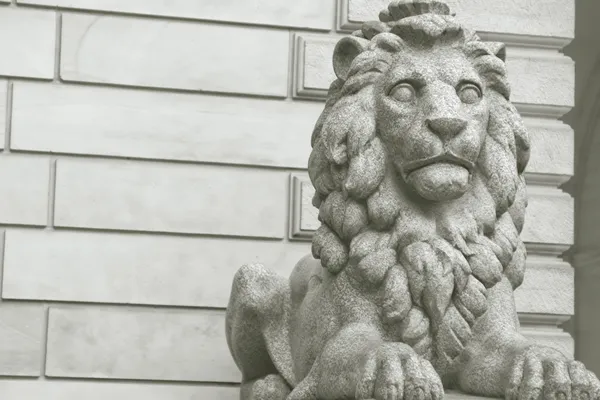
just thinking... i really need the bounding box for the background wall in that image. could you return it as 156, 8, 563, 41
0, 0, 576, 398
563, 0, 600, 378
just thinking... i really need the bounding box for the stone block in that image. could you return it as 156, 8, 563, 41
0, 8, 56, 79
46, 307, 240, 382
3, 229, 309, 307
0, 156, 50, 226
523, 186, 574, 246
60, 14, 289, 97
53, 159, 287, 238
0, 303, 45, 377
514, 257, 573, 316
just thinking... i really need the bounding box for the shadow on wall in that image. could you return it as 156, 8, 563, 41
562, 0, 600, 377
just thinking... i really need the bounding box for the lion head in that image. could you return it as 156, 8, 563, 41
308, 0, 531, 373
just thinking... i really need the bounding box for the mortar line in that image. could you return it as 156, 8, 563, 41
0, 231, 5, 303
46, 158, 57, 229
3, 81, 12, 152
39, 305, 50, 377
286, 30, 295, 101
53, 12, 62, 83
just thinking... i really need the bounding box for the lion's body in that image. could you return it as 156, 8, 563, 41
226, 2, 600, 399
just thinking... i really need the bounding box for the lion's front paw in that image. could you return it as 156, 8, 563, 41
507, 345, 600, 400
356, 342, 443, 400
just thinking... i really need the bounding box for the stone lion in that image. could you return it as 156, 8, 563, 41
225, 1, 600, 399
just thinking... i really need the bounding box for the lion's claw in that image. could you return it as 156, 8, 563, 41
356, 343, 443, 400
507, 346, 600, 400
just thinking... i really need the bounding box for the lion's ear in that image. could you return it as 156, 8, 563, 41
486, 42, 506, 62
333, 36, 369, 80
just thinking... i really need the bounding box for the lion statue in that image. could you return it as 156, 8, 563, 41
225, 1, 600, 399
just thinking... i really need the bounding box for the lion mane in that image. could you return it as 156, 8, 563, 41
308, 1, 531, 374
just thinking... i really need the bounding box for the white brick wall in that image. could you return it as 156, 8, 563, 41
11, 82, 321, 168
0, 1, 575, 398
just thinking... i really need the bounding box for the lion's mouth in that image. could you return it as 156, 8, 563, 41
401, 153, 474, 177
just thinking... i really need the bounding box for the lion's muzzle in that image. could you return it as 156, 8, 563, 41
402, 153, 473, 201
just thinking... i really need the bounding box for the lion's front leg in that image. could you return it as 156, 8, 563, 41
288, 323, 443, 400
456, 278, 600, 399
455, 277, 527, 396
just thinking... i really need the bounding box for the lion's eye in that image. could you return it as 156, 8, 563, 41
458, 84, 482, 104
389, 83, 416, 102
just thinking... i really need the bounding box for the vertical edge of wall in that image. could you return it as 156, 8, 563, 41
562, 0, 600, 377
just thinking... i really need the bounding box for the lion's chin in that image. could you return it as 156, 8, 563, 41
406, 162, 471, 201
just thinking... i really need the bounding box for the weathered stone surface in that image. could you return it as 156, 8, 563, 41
53, 159, 287, 238
225, 2, 594, 399
46, 307, 240, 382
0, 303, 45, 377
0, 156, 50, 226
18, 0, 334, 31
11, 82, 319, 168
60, 14, 289, 97
0, 8, 56, 79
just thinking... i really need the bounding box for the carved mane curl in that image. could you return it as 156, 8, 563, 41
308, 1, 531, 373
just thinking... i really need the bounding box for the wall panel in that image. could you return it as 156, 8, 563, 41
60, 14, 290, 97
53, 159, 287, 239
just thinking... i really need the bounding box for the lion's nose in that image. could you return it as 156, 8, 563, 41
426, 117, 467, 139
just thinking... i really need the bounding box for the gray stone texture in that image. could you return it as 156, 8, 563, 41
225, 1, 600, 399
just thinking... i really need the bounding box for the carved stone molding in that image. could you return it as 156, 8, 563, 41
336, 0, 573, 49
288, 173, 320, 240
